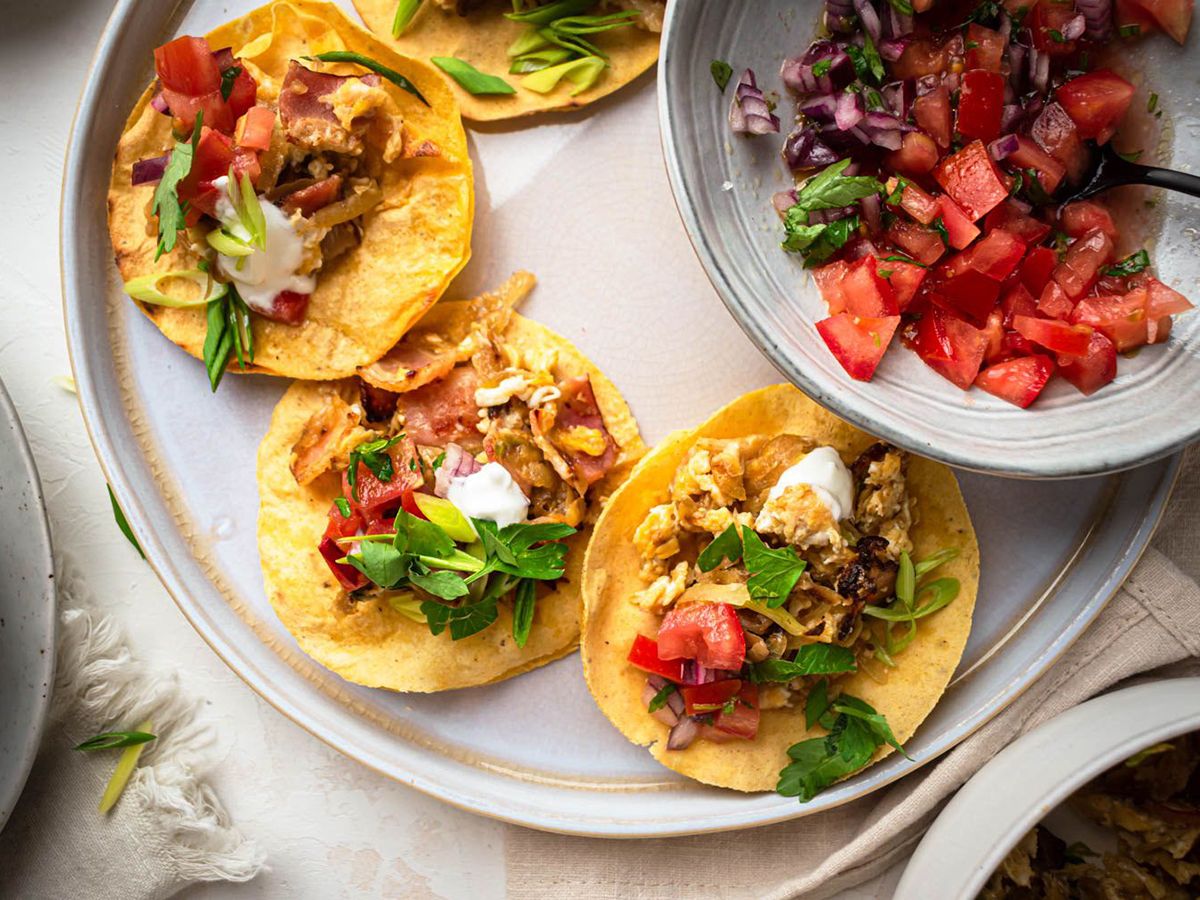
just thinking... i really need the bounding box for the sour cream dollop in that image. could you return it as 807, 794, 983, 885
447, 462, 530, 528
767, 446, 854, 521
211, 176, 316, 314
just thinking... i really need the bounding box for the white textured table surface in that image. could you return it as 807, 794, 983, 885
0, 0, 897, 895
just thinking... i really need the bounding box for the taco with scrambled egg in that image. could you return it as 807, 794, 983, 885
353, 0, 663, 122
581, 385, 979, 797
257, 272, 645, 691
108, 0, 473, 386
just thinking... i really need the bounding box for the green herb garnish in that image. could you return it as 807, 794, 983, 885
107, 485, 145, 559
307, 51, 430, 106
697, 522, 744, 571
150, 112, 203, 260
334, 497, 353, 518
931, 216, 950, 245
811, 58, 832, 78
1104, 249, 1151, 277
1125, 742, 1174, 767
219, 65, 242, 102
1148, 92, 1159, 114
201, 284, 254, 393
505, 0, 595, 25
742, 529, 807, 608
75, 730, 157, 752
1117, 23, 1141, 37
648, 682, 677, 713
711, 59, 734, 91
431, 56, 517, 95
512, 577, 537, 647
346, 434, 407, 500
750, 645, 857, 682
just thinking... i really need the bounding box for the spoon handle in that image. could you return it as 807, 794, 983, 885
1137, 164, 1200, 200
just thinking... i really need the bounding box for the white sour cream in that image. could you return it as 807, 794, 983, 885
211, 176, 316, 315
447, 463, 530, 528
767, 446, 855, 522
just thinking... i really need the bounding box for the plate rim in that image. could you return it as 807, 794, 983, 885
59, 0, 1184, 837
656, 0, 1199, 480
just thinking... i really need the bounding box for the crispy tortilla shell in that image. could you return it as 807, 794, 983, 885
353, 0, 660, 122
108, 0, 473, 380
581, 384, 980, 791
258, 295, 645, 691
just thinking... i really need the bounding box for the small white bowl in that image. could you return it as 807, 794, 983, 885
895, 677, 1200, 899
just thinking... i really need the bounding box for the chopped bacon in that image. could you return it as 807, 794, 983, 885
530, 375, 618, 495
281, 175, 344, 216
399, 366, 483, 450
360, 340, 462, 394
290, 393, 371, 486
358, 378, 399, 422
278, 62, 379, 154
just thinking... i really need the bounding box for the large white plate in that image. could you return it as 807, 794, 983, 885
62, 0, 1179, 836
659, 0, 1200, 478
0, 378, 55, 832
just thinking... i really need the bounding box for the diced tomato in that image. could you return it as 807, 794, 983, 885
812, 260, 851, 314
342, 435, 424, 518
1071, 291, 1150, 351
937, 195, 982, 250
176, 127, 234, 217
627, 634, 687, 682
236, 105, 275, 151
932, 270, 1002, 326
982, 309, 1006, 363
1031, 102, 1091, 184
400, 490, 428, 520
318, 504, 368, 592
221, 63, 258, 125
892, 36, 950, 79
1056, 70, 1136, 145
887, 219, 947, 266
975, 355, 1055, 408
816, 313, 901, 381
1053, 228, 1115, 299
879, 258, 928, 310
154, 36, 220, 95
913, 85, 953, 149
680, 679, 742, 716
965, 24, 1007, 72
281, 175, 344, 217
1013, 315, 1094, 356
957, 69, 1006, 142
1004, 135, 1067, 195
1028, 0, 1082, 55
1038, 281, 1075, 320
842, 257, 900, 317
1117, 0, 1162, 35
1144, 277, 1195, 318
657, 602, 746, 671
1058, 331, 1118, 395
711, 682, 759, 739
887, 132, 941, 177
935, 140, 1011, 222
985, 200, 1052, 246
1149, 315, 1175, 344
886, 177, 940, 225
1019, 246, 1058, 295
1001, 282, 1039, 327
259, 291, 310, 325
1060, 201, 1118, 240
945, 228, 1027, 282
914, 308, 989, 390
1124, 0, 1193, 42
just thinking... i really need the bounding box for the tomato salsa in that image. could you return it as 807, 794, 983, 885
735, 0, 1194, 407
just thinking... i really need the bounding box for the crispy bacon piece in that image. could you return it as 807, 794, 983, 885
280, 174, 343, 216
361, 341, 462, 395
529, 375, 618, 496
399, 365, 483, 450
358, 378, 398, 422
290, 392, 372, 486
278, 62, 379, 154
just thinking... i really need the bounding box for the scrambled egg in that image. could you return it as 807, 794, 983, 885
325, 78, 389, 132
671, 440, 748, 534
754, 482, 846, 553
631, 561, 689, 614
633, 503, 681, 579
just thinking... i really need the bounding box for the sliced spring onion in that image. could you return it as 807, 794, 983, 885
719, 591, 807, 635
431, 57, 517, 95
504, 0, 596, 26
206, 228, 255, 257
415, 548, 486, 574
98, 719, 153, 814
520, 55, 606, 96
510, 48, 573, 74
550, 10, 640, 33
392, 0, 422, 37
508, 28, 552, 58
227, 169, 266, 250
307, 50, 430, 106
387, 592, 427, 623
538, 27, 607, 60
124, 270, 228, 308
411, 493, 477, 543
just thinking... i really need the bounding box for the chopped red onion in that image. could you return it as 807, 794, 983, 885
783, 42, 855, 94
150, 92, 170, 115
799, 92, 839, 121
773, 189, 799, 216
1076, 0, 1113, 39
915, 74, 941, 96
667, 716, 699, 750
433, 442, 482, 498
131, 155, 169, 186
878, 37, 910, 62
729, 69, 780, 135
1029, 48, 1050, 94
783, 126, 841, 170
1009, 196, 1033, 214
680, 660, 717, 685
1060, 13, 1086, 40
1008, 45, 1027, 93
1000, 103, 1024, 132
860, 192, 882, 232
853, 0, 883, 42
886, 4, 914, 38
643, 677, 681, 727
825, 0, 857, 32
809, 205, 857, 224
835, 91, 865, 129
988, 133, 1021, 161
882, 80, 915, 118
998, 12, 1013, 39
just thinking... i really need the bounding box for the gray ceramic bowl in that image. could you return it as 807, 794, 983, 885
0, 379, 55, 831
659, 0, 1200, 478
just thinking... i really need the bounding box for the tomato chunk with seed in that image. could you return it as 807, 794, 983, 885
1071, 292, 1150, 351
1004, 136, 1067, 195
1056, 70, 1136, 144
976, 355, 1056, 408
1001, 282, 1039, 327
842, 257, 900, 317
712, 683, 759, 739
938, 195, 982, 249
1125, 0, 1193, 42
1038, 281, 1075, 320
1144, 277, 1195, 317
817, 314, 900, 381
342, 436, 424, 518
886, 177, 940, 225
154, 36, 221, 95
915, 309, 989, 389
1014, 315, 1094, 356
628, 635, 687, 682
1060, 201, 1118, 240
812, 260, 851, 314
1054, 228, 1115, 299
236, 105, 275, 151
1031, 102, 1090, 184
945, 228, 1027, 282
878, 258, 928, 310
913, 85, 953, 149
965, 24, 1006, 72
957, 70, 1006, 141
935, 140, 1010, 221
985, 201, 1052, 246
657, 602, 746, 671
887, 219, 947, 266
1059, 331, 1118, 395
887, 132, 941, 177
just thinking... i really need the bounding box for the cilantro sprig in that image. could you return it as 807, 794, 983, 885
151, 112, 203, 260
781, 160, 883, 267
749, 645, 857, 682
1104, 249, 1151, 277
696, 523, 807, 609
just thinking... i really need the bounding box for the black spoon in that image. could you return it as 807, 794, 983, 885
1059, 141, 1200, 203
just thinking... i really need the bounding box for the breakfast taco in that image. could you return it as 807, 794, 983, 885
257, 272, 645, 691
352, 0, 663, 122
581, 384, 979, 797
108, 0, 473, 386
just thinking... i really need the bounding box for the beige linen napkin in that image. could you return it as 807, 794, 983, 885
507, 448, 1200, 900
0, 556, 264, 899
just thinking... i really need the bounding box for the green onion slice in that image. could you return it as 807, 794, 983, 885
392, 0, 423, 36
520, 55, 606, 96
206, 228, 255, 257
124, 269, 228, 308
509, 48, 573, 74
508, 28, 552, 58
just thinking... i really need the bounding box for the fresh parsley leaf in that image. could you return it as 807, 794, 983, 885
74, 730, 157, 752
777, 723, 874, 801
750, 645, 857, 682
886, 0, 914, 14
805, 679, 830, 730
882, 253, 925, 268
697, 523, 743, 572
648, 682, 676, 713
710, 59, 733, 91
395, 509, 455, 560
783, 214, 860, 267
833, 696, 910, 758
348, 539, 408, 589
347, 435, 405, 500
107, 485, 145, 559
474, 519, 575, 580
408, 565, 471, 600
431, 56, 516, 95
432, 452, 447, 471
307, 51, 430, 105
219, 65, 242, 101
511, 578, 536, 647
1048, 28, 1066, 42
151, 112, 203, 260
793, 160, 883, 214
742, 529, 807, 608
1104, 249, 1151, 276
334, 497, 352, 518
